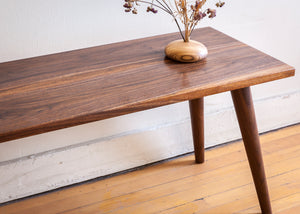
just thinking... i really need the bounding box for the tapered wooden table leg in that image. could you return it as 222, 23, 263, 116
189, 98, 204, 164
231, 87, 272, 214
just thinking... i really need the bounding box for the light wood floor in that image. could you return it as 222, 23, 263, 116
1, 124, 300, 214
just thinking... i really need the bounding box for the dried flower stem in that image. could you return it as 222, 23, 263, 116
138, 0, 171, 14
183, 0, 190, 42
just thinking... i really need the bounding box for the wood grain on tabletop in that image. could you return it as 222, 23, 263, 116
0, 27, 295, 142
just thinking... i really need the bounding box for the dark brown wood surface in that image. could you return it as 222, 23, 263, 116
231, 87, 272, 213
189, 98, 204, 164
0, 27, 295, 143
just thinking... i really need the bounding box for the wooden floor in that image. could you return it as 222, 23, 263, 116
1, 124, 300, 214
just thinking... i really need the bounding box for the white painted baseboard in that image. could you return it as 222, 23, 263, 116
0, 90, 299, 203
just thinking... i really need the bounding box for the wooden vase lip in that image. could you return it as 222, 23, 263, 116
165, 39, 208, 63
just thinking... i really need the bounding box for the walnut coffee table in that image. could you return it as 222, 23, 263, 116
0, 27, 295, 213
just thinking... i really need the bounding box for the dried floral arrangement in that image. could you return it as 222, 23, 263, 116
123, 0, 225, 42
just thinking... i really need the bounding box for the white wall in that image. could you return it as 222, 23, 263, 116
0, 0, 299, 203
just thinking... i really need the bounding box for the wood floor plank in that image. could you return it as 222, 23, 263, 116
55, 136, 300, 214
198, 169, 300, 214
276, 205, 300, 214
0, 124, 299, 214
2, 125, 298, 214
241, 192, 300, 214
8, 139, 300, 214
159, 164, 300, 214
67, 155, 299, 214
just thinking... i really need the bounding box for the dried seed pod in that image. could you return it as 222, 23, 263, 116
194, 11, 206, 20
207, 8, 216, 18
123, 3, 132, 8
132, 8, 138, 14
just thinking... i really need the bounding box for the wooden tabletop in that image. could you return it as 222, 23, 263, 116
0, 27, 295, 143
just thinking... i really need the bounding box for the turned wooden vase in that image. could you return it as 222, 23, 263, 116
165, 40, 208, 63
